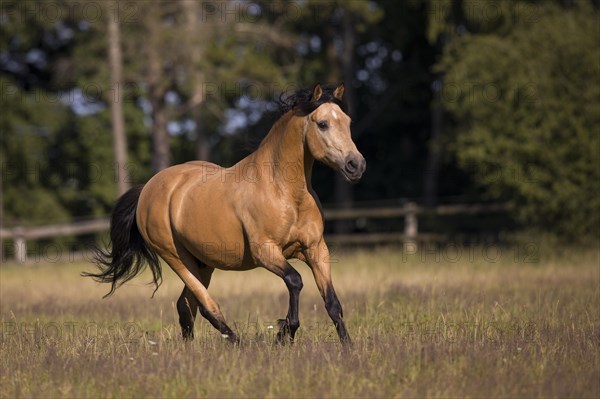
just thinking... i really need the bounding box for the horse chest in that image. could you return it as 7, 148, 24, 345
248, 204, 319, 249
282, 207, 323, 250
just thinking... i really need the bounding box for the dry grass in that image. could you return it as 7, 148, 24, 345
1, 246, 599, 398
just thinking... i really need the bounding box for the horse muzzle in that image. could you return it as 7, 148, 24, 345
341, 154, 366, 184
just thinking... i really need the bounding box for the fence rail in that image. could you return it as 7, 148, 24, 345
1, 202, 508, 264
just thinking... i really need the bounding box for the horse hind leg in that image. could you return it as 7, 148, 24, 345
177, 261, 213, 341
165, 250, 238, 343
177, 262, 214, 340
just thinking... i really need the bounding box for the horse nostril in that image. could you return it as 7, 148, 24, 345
346, 159, 358, 173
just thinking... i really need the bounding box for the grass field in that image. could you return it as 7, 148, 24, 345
1, 245, 599, 398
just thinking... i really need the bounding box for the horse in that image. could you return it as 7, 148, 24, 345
83, 83, 366, 345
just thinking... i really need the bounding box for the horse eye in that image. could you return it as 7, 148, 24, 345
317, 121, 329, 130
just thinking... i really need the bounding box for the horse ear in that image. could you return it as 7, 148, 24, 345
333, 83, 345, 100
311, 83, 323, 102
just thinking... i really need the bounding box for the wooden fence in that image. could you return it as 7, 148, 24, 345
323, 203, 508, 244
0, 202, 508, 263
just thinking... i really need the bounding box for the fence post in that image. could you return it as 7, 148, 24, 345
404, 202, 418, 248
14, 227, 27, 264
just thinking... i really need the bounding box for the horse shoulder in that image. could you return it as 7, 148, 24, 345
288, 193, 324, 248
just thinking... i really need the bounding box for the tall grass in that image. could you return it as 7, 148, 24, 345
1, 247, 598, 398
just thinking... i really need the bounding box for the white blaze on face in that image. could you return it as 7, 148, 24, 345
331, 109, 339, 120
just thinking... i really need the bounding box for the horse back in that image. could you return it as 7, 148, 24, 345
137, 161, 250, 269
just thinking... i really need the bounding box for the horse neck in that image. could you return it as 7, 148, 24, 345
253, 112, 314, 193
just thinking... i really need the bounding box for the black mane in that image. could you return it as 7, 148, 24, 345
278, 84, 346, 116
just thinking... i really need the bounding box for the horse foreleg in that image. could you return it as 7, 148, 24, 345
275, 265, 303, 343
257, 247, 303, 344
304, 240, 351, 344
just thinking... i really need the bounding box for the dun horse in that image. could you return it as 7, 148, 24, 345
84, 84, 366, 344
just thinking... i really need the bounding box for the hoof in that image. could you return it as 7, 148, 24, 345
275, 318, 294, 345
221, 333, 240, 345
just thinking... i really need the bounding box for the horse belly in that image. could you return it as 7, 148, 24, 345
178, 226, 253, 271
172, 180, 254, 271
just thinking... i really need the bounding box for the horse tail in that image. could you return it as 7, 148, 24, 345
82, 185, 162, 298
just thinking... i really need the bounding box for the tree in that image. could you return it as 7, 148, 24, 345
0, 0, 76, 225
107, 10, 129, 195
180, 0, 210, 161
437, 2, 600, 240
138, 2, 176, 173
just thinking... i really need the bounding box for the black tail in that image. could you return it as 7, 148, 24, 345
83, 185, 161, 298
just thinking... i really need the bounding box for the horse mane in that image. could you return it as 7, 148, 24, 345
278, 85, 346, 116
251, 84, 347, 151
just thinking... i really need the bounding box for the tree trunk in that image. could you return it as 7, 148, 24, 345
147, 9, 170, 173
423, 0, 465, 206
196, 120, 210, 161
150, 97, 170, 172
423, 97, 443, 206
332, 8, 357, 234
181, 0, 210, 161
107, 13, 129, 194
341, 8, 357, 118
